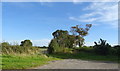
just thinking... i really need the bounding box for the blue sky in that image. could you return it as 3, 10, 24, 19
2, 2, 118, 46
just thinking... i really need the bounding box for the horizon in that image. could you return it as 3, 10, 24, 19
2, 2, 118, 46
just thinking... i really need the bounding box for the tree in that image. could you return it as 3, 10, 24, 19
20, 40, 32, 47
52, 30, 69, 48
48, 39, 62, 54
75, 36, 84, 47
70, 24, 92, 47
48, 30, 72, 53
67, 35, 76, 48
47, 39, 55, 54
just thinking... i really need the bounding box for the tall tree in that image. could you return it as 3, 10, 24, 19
70, 24, 92, 47
67, 35, 76, 48
48, 30, 70, 53
52, 30, 68, 48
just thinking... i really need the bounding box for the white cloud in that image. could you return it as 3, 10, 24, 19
32, 39, 51, 46
84, 42, 94, 46
72, 0, 83, 4
80, 18, 98, 22
2, 40, 21, 45
69, 2, 118, 28
69, 16, 98, 22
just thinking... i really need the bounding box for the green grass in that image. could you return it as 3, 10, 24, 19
39, 48, 47, 51
48, 52, 118, 62
1, 51, 119, 69
2, 54, 60, 69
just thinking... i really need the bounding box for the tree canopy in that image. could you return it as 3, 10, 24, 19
48, 24, 92, 53
20, 40, 32, 47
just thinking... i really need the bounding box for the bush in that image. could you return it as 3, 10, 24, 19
20, 40, 32, 47
109, 48, 117, 55
93, 38, 111, 55
112, 45, 120, 56
63, 48, 73, 53
1, 42, 39, 55
48, 39, 67, 54
47, 39, 55, 54
1, 42, 10, 47
78, 46, 94, 53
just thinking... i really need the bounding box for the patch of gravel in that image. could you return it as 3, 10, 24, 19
34, 59, 118, 69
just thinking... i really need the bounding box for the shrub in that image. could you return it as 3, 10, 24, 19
47, 39, 55, 54
93, 38, 111, 55
63, 48, 73, 53
112, 45, 120, 56
78, 46, 94, 53
20, 40, 32, 47
48, 38, 69, 54
109, 48, 117, 55
1, 42, 10, 47
1, 42, 39, 55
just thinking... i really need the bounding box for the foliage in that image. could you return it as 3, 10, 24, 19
48, 52, 118, 62
109, 48, 117, 55
1, 42, 10, 47
20, 40, 32, 47
75, 36, 84, 47
48, 39, 58, 54
48, 30, 70, 54
93, 38, 111, 55
66, 35, 76, 48
112, 45, 120, 56
1, 40, 40, 55
2, 45, 39, 55
48, 24, 92, 53
78, 46, 94, 53
52, 30, 69, 48
70, 24, 92, 47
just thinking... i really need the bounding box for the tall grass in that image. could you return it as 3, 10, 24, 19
1, 45, 40, 55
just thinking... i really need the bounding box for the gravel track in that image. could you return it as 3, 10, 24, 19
34, 59, 119, 69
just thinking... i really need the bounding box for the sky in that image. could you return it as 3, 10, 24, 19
1, 2, 118, 46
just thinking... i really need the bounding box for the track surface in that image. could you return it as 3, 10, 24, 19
34, 59, 118, 69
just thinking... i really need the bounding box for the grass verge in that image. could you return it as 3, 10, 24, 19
2, 54, 60, 69
48, 52, 118, 63
1, 52, 119, 69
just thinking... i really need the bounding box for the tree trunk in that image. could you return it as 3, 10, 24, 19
78, 42, 81, 47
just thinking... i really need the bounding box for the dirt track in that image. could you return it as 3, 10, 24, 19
34, 59, 119, 69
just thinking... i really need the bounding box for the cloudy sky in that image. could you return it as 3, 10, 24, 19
2, 2, 118, 46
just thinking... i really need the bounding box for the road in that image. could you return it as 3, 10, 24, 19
34, 59, 119, 69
